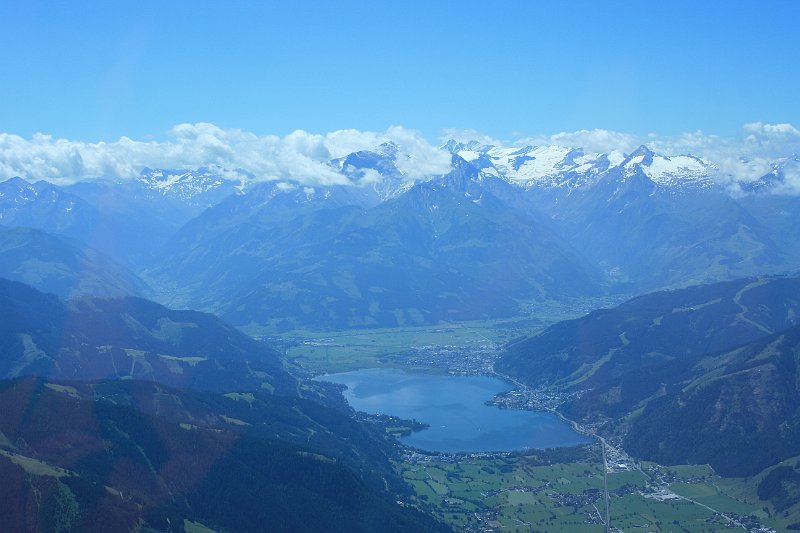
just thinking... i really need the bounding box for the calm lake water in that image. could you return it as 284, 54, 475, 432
319, 368, 590, 453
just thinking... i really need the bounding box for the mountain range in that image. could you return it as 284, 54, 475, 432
1, 141, 798, 331
1, 135, 799, 529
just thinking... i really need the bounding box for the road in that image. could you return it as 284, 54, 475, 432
600, 437, 611, 532
490, 366, 759, 532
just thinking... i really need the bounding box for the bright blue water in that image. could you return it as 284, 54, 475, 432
319, 368, 590, 453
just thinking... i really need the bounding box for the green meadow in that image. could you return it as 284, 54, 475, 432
397, 451, 781, 533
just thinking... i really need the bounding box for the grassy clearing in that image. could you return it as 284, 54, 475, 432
158, 355, 207, 366
669, 481, 764, 529
223, 392, 255, 405
610, 493, 720, 532
43, 383, 82, 398
0, 449, 71, 478
287, 342, 407, 374
183, 519, 221, 533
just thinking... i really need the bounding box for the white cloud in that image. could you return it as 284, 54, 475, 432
0, 124, 451, 186
530, 129, 642, 155
648, 124, 800, 185
439, 128, 502, 147
774, 164, 800, 195
743, 121, 800, 137
385, 126, 452, 180
323, 129, 384, 159
355, 168, 383, 185
1, 122, 799, 190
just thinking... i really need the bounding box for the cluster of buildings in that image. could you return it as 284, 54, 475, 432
391, 342, 499, 375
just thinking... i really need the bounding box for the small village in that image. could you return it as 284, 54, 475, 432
391, 342, 501, 375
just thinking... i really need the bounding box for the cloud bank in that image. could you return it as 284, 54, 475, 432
0, 124, 452, 186
1, 122, 798, 188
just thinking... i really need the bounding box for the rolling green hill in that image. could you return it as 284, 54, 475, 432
145, 158, 600, 331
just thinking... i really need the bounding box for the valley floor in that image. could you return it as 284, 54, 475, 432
276, 320, 800, 532
397, 450, 781, 533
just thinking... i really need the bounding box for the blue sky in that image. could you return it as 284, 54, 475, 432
1, 0, 799, 141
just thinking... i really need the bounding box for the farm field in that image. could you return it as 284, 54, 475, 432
279, 320, 534, 374
252, 296, 624, 374
397, 449, 782, 532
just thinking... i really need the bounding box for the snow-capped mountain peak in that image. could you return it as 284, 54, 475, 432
624, 145, 655, 166
737, 154, 800, 194
442, 138, 719, 193
445, 141, 612, 191
621, 146, 714, 190
138, 167, 242, 205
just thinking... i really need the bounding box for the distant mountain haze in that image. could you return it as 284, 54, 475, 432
0, 140, 797, 331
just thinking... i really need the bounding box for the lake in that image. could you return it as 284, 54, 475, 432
318, 368, 590, 453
